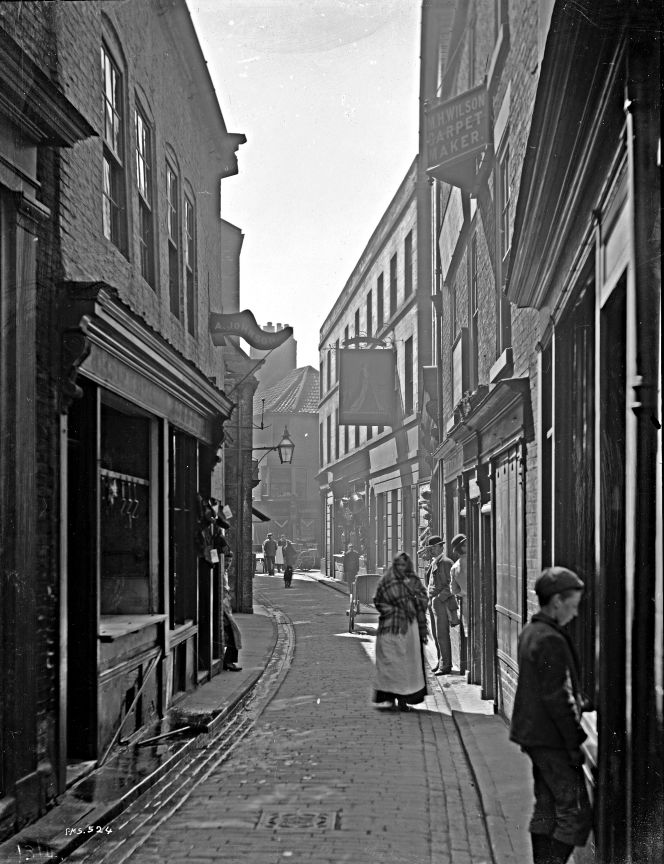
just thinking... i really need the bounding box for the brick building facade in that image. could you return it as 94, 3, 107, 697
318, 158, 434, 579
425, 0, 543, 722
423, 1, 662, 860
0, 0, 248, 837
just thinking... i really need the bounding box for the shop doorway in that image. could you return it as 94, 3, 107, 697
480, 505, 495, 701
596, 275, 627, 861
66, 382, 98, 762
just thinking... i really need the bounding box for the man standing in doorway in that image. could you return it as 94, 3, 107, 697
263, 533, 277, 576
421, 535, 456, 675
510, 566, 593, 864
449, 533, 468, 675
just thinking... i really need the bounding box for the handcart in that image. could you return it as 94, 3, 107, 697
346, 573, 382, 633
296, 548, 317, 571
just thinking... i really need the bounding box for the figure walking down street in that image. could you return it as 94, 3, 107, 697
421, 536, 458, 675
282, 538, 298, 588
222, 571, 242, 672
372, 552, 429, 712
275, 535, 285, 573
263, 533, 277, 575
449, 533, 468, 675
509, 567, 593, 864
343, 543, 360, 584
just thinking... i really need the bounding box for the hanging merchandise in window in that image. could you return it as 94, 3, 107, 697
197, 495, 231, 564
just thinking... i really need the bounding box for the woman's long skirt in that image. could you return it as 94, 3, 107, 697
372, 620, 427, 705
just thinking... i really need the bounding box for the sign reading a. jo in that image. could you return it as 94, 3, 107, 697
209, 310, 293, 349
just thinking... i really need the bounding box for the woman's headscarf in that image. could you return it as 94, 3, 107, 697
373, 552, 429, 639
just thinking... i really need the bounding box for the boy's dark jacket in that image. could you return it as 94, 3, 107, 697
509, 612, 587, 751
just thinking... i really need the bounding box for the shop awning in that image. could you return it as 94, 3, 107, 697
252, 506, 271, 523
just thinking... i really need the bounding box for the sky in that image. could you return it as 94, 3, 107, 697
187, 0, 422, 368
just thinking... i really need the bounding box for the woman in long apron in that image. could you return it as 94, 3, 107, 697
372, 552, 429, 711
275, 537, 285, 573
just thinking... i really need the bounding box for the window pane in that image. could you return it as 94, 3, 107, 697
139, 201, 154, 286
135, 111, 152, 204
184, 198, 195, 333
377, 274, 384, 326
404, 231, 413, 296
184, 199, 194, 268
405, 336, 413, 415
102, 47, 123, 159
500, 146, 510, 259
186, 271, 195, 335
169, 242, 180, 317
168, 166, 180, 315
102, 157, 112, 238
167, 167, 178, 243
102, 155, 122, 244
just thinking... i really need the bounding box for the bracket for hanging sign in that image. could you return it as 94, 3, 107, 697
341, 335, 388, 349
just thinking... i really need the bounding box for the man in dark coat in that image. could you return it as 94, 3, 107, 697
510, 566, 593, 864
282, 539, 298, 588
343, 544, 360, 583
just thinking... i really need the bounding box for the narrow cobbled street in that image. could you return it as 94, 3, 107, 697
67, 573, 492, 864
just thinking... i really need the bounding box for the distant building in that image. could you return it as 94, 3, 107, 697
253, 366, 321, 556
250, 322, 297, 391
318, 157, 434, 578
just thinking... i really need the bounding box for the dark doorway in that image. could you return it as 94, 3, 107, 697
66, 382, 98, 761
596, 275, 627, 863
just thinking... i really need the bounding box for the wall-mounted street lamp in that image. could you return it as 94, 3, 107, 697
253, 427, 295, 465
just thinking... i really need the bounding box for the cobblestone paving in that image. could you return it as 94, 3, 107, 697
69, 574, 492, 864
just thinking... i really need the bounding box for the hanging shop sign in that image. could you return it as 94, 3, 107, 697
425, 84, 491, 191
338, 348, 395, 427
209, 310, 293, 348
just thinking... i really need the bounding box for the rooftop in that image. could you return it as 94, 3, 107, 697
254, 366, 320, 415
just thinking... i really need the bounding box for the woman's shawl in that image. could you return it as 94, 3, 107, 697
373, 566, 429, 640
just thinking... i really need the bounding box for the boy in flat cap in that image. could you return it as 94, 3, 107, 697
510, 566, 593, 864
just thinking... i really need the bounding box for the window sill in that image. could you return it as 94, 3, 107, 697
99, 613, 167, 642
490, 347, 513, 384
169, 619, 197, 647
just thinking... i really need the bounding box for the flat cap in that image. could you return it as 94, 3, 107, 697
535, 566, 584, 601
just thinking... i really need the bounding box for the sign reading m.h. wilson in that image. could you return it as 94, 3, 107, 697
425, 84, 489, 179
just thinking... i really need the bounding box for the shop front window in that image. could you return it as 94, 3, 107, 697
99, 405, 152, 614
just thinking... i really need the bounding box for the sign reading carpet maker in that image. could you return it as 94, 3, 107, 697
425, 84, 489, 175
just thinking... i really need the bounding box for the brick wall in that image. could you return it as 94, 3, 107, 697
433, 0, 547, 719
51, 0, 227, 384
0, 1, 54, 71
